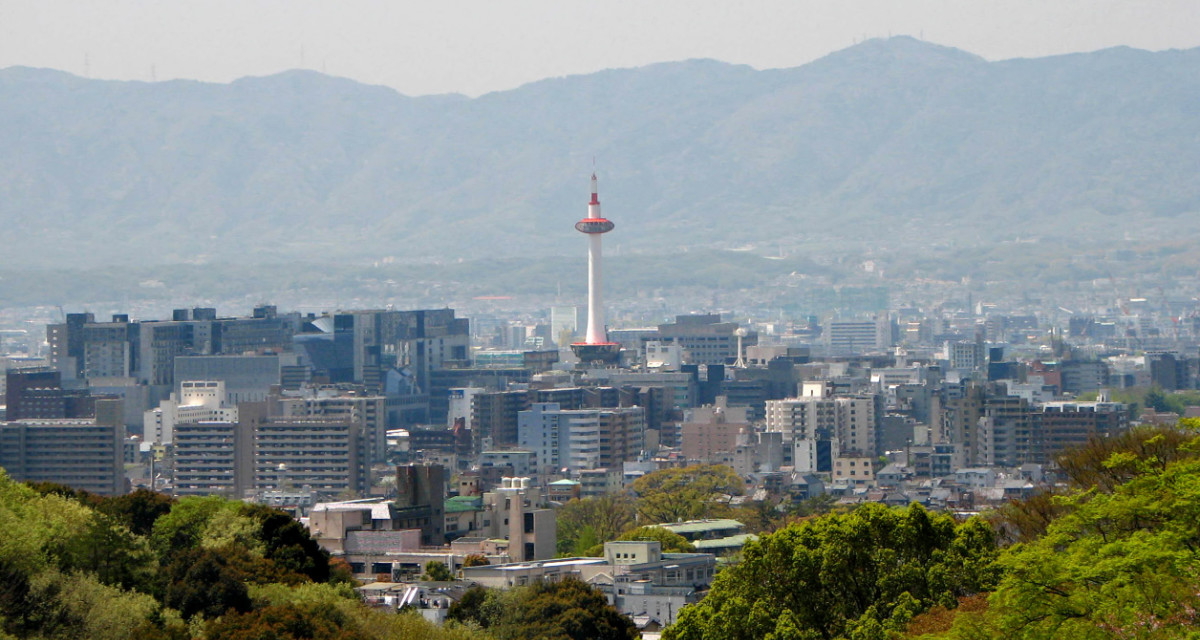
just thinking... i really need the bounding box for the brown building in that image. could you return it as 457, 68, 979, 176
681, 401, 749, 462
5, 368, 96, 421
395, 464, 446, 546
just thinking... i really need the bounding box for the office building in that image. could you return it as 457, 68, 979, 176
0, 398, 125, 494
518, 403, 646, 474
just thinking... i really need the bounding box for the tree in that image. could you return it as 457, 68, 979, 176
241, 504, 331, 583
665, 503, 999, 640
202, 603, 372, 640
1055, 424, 1198, 492
60, 512, 157, 592
23, 481, 104, 509
162, 548, 252, 620
462, 554, 489, 568
97, 489, 175, 537
448, 580, 636, 640
422, 561, 454, 582
149, 495, 235, 560
1144, 386, 1174, 413
446, 585, 504, 628
0, 556, 77, 639
632, 464, 744, 524
974, 443, 1200, 639
556, 495, 636, 556
495, 578, 637, 640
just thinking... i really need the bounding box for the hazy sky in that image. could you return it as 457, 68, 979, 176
2, 0, 1197, 96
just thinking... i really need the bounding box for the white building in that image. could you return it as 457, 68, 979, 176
824, 316, 893, 355
143, 380, 237, 445
447, 387, 485, 429
766, 382, 878, 456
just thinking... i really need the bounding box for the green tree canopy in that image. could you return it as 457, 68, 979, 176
555, 494, 636, 556
242, 504, 330, 583
447, 579, 636, 640
422, 561, 454, 582
632, 464, 744, 524
462, 554, 489, 568
203, 603, 370, 640
163, 548, 253, 621
953, 428, 1200, 639
666, 503, 999, 640
97, 489, 175, 537
149, 495, 238, 560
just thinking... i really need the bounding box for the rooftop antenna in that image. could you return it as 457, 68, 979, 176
734, 328, 748, 368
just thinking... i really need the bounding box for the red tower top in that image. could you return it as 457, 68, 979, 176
576, 172, 614, 234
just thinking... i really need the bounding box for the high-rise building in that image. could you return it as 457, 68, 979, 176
174, 354, 295, 405
0, 398, 125, 495
681, 402, 750, 462
4, 368, 95, 421
766, 382, 880, 470
550, 306, 586, 348
270, 390, 389, 464
331, 309, 470, 394
240, 402, 367, 498
517, 403, 645, 474
172, 419, 253, 497
48, 307, 297, 388
471, 389, 531, 453
978, 395, 1032, 467
823, 316, 895, 355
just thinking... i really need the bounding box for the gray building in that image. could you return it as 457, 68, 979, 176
0, 398, 125, 495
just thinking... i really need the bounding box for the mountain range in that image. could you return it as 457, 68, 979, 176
2, 36, 1198, 270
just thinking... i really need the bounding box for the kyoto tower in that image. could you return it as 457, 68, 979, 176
570, 173, 621, 364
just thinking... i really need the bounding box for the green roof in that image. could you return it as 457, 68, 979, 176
549, 479, 581, 486
444, 496, 483, 513
694, 534, 758, 550
652, 519, 744, 535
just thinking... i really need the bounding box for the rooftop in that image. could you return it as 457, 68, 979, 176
445, 496, 483, 513
652, 519, 744, 535
694, 534, 758, 551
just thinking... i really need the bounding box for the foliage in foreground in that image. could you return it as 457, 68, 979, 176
448, 578, 637, 640
665, 502, 999, 640
915, 422, 1200, 640
0, 472, 476, 640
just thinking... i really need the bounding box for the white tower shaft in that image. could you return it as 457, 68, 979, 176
585, 232, 605, 344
